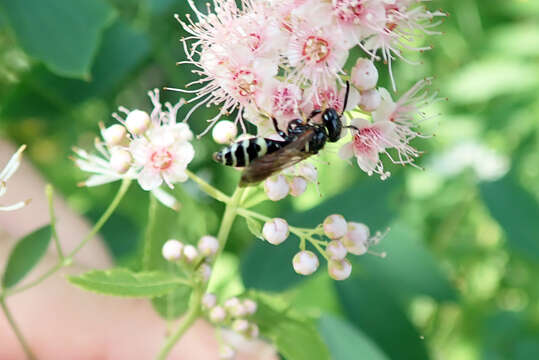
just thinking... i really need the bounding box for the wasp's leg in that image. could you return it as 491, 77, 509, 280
272, 117, 288, 139
307, 109, 322, 122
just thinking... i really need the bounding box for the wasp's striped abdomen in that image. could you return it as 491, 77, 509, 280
213, 137, 284, 167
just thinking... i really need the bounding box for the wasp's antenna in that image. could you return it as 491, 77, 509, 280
341, 81, 350, 116
344, 125, 359, 132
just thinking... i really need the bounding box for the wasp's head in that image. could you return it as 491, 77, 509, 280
322, 108, 342, 142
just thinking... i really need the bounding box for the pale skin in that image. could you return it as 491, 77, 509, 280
0, 140, 276, 360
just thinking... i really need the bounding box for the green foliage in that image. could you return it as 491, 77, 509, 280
2, 226, 51, 289
0, 0, 116, 78
245, 217, 264, 241
67, 268, 187, 298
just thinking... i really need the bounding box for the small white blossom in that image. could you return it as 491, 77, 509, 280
0, 145, 30, 212
182, 244, 199, 263
100, 124, 126, 146
202, 293, 218, 310
293, 250, 319, 275
359, 88, 382, 112
210, 306, 227, 323
288, 176, 307, 197
213, 120, 238, 144
351, 58, 378, 90
198, 235, 219, 257
262, 218, 289, 245
326, 240, 347, 261
198, 262, 212, 282
125, 109, 150, 135
342, 222, 370, 255
109, 148, 132, 174
242, 299, 257, 315
264, 175, 289, 201
328, 258, 352, 280
323, 214, 348, 239
232, 319, 249, 333
162, 239, 184, 261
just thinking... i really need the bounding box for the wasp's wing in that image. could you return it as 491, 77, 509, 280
240, 129, 315, 187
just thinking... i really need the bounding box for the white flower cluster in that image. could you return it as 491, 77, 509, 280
175, 0, 443, 178
0, 145, 30, 212
74, 89, 195, 208
262, 214, 386, 280
202, 294, 260, 360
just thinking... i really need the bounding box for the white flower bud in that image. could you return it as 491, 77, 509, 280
292, 250, 319, 275
102, 124, 126, 145
249, 324, 260, 338
328, 258, 352, 280
232, 319, 249, 333
262, 218, 289, 245
198, 235, 219, 257
182, 244, 199, 263
202, 293, 217, 310
359, 89, 381, 112
219, 344, 236, 360
323, 214, 348, 239
230, 304, 248, 318
209, 305, 227, 323
109, 148, 132, 174
326, 240, 347, 261
289, 176, 307, 196
351, 58, 378, 90
264, 175, 289, 201
298, 163, 317, 182
125, 109, 150, 135
161, 239, 183, 261
198, 262, 212, 283
243, 299, 257, 315
342, 222, 370, 255
224, 297, 241, 310
212, 120, 238, 144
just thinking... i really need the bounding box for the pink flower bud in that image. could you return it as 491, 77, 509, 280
264, 175, 289, 201
359, 89, 381, 112
262, 218, 289, 245
212, 120, 238, 144
102, 124, 126, 145
243, 299, 257, 315
125, 109, 150, 135
224, 297, 241, 310
219, 344, 236, 360
161, 239, 183, 261
232, 319, 249, 333
289, 176, 307, 196
182, 244, 199, 263
342, 222, 370, 255
292, 250, 319, 275
198, 235, 219, 256
109, 148, 132, 174
198, 262, 212, 283
323, 214, 348, 239
230, 304, 248, 318
202, 293, 217, 310
351, 58, 378, 90
298, 163, 318, 182
328, 258, 352, 280
209, 305, 227, 323
326, 240, 347, 261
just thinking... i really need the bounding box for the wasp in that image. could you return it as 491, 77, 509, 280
213, 82, 351, 187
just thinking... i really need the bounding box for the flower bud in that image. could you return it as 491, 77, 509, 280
264, 175, 289, 201
202, 293, 217, 310
328, 258, 352, 280
243, 299, 257, 315
212, 120, 238, 144
289, 176, 307, 196
298, 163, 318, 182
102, 124, 126, 145
198, 235, 219, 257
359, 89, 381, 112
232, 319, 249, 333
182, 244, 199, 263
209, 305, 227, 323
224, 297, 241, 310
323, 214, 348, 239
351, 58, 378, 90
109, 148, 132, 174
219, 344, 236, 360
292, 250, 319, 275
125, 109, 150, 135
262, 218, 289, 245
248, 324, 260, 338
342, 222, 370, 255
198, 262, 212, 283
161, 239, 183, 261
326, 240, 347, 261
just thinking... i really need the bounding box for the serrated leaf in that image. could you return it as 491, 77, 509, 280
67, 268, 187, 298
151, 284, 191, 320
0, 0, 116, 78
246, 217, 264, 240
318, 315, 389, 360
480, 175, 539, 262
2, 225, 52, 288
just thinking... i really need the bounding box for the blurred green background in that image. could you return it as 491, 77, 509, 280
1, 0, 538, 359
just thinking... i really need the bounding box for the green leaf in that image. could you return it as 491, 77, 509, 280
151, 285, 191, 320
246, 217, 264, 240
2, 225, 52, 288
251, 293, 330, 360
359, 222, 458, 302
336, 276, 429, 360
67, 268, 187, 298
480, 175, 539, 262
0, 0, 116, 78
318, 315, 389, 360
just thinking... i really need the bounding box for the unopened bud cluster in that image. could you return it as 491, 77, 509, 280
202, 294, 259, 359
264, 162, 318, 201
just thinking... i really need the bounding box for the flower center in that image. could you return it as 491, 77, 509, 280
233, 69, 258, 98
333, 0, 364, 23
248, 33, 262, 51
150, 149, 173, 170
302, 36, 330, 63
272, 87, 299, 116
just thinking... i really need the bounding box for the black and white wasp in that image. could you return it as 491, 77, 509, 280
213, 82, 351, 187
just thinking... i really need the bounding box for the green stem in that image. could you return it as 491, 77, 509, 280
156, 288, 203, 360
142, 194, 158, 270
45, 184, 63, 259
216, 186, 246, 251
0, 297, 37, 360
4, 179, 132, 297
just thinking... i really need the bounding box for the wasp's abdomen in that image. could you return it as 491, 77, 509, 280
213, 138, 284, 167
